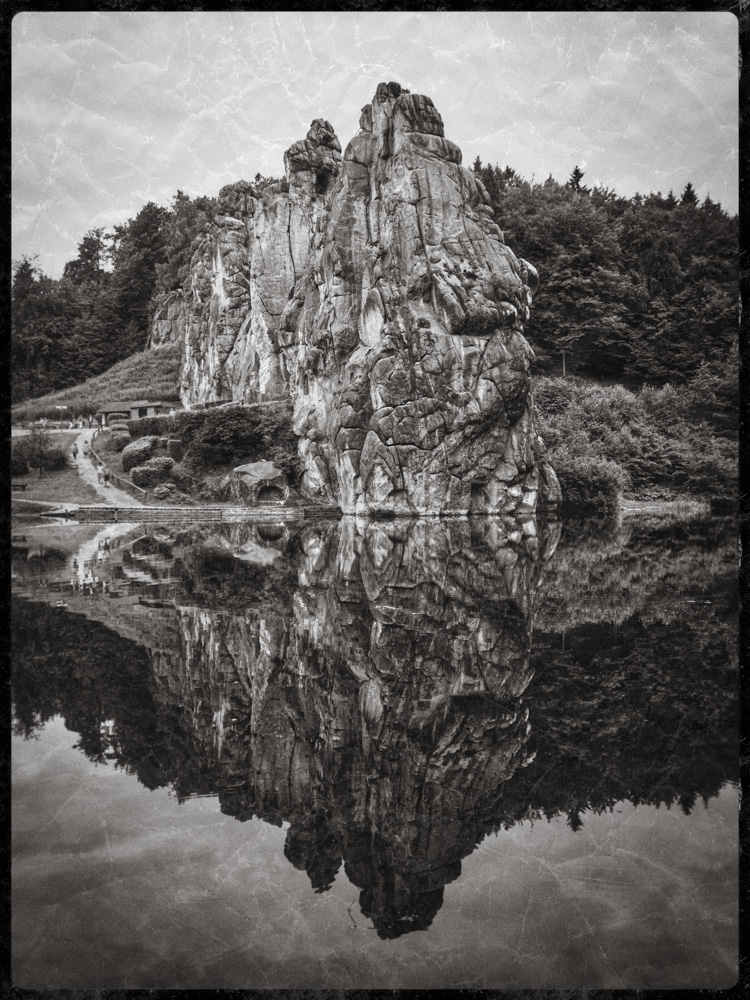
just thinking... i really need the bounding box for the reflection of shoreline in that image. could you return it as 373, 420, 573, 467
11, 510, 738, 937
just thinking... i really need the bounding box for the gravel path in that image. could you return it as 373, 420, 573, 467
71, 431, 144, 508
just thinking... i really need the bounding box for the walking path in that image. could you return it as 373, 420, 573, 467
71, 430, 144, 508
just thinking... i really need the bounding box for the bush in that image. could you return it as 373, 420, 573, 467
13, 429, 68, 473
182, 402, 295, 470
555, 455, 628, 510
121, 436, 157, 473
127, 414, 173, 438
535, 374, 737, 504
11, 448, 29, 476
112, 432, 132, 452
166, 462, 194, 491
131, 457, 174, 488
167, 438, 184, 460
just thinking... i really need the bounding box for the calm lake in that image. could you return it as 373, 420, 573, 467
11, 510, 738, 990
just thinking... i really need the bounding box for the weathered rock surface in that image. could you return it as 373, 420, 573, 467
148, 289, 187, 348
157, 83, 559, 515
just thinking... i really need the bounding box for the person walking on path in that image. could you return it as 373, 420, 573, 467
71, 443, 78, 461
103, 467, 111, 488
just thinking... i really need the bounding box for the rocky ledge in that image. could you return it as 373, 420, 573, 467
154, 82, 561, 516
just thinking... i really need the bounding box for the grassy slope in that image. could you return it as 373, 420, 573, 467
12, 343, 181, 423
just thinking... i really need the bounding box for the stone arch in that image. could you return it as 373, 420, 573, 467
257, 484, 285, 504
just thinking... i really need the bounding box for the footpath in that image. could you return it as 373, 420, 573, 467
71, 430, 144, 509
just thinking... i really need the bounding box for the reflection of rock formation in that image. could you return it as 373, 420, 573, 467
13, 513, 738, 938
145, 515, 557, 936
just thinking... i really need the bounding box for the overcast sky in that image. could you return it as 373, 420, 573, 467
12, 10, 738, 278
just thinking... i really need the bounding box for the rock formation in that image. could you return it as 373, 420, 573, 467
154, 82, 561, 515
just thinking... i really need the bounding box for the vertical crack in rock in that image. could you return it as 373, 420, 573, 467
152, 83, 560, 515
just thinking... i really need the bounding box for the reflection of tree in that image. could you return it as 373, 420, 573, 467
12, 510, 738, 938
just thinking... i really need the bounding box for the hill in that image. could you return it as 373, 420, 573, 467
11, 343, 181, 425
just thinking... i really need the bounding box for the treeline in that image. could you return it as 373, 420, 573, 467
12, 190, 216, 404
12, 164, 737, 407
474, 160, 737, 384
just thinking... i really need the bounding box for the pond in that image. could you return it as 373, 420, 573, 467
11, 511, 738, 989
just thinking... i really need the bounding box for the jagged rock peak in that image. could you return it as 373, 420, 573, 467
161, 81, 561, 516
284, 118, 342, 192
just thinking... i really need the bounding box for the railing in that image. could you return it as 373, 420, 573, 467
90, 428, 147, 501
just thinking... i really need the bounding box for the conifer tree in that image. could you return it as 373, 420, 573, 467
680, 182, 698, 207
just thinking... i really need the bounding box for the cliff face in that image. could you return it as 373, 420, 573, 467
163, 82, 560, 515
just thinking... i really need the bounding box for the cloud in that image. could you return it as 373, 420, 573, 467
12, 11, 738, 277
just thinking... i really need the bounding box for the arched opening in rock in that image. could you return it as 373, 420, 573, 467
257, 524, 284, 541
257, 484, 285, 504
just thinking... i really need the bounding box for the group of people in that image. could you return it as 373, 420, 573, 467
70, 440, 111, 487
66, 415, 97, 429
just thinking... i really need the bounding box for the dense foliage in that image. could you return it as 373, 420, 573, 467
128, 401, 298, 477
536, 362, 737, 504
473, 161, 738, 384
12, 191, 214, 405
12, 428, 68, 476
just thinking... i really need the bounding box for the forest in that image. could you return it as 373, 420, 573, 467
11, 164, 738, 505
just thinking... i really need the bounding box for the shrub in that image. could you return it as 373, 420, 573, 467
131, 457, 174, 488
39, 446, 68, 472
182, 402, 295, 470
112, 432, 132, 452
187, 406, 264, 466
121, 436, 157, 473
127, 414, 173, 438
11, 447, 29, 476
166, 462, 194, 491
13, 429, 68, 473
167, 438, 184, 460
555, 455, 628, 510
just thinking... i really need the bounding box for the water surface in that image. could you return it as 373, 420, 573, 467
12, 511, 738, 989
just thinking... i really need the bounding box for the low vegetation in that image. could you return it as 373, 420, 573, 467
535, 356, 737, 508
125, 401, 299, 501
12, 429, 69, 476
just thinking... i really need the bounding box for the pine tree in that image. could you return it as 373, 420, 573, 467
568, 165, 587, 193
680, 182, 698, 207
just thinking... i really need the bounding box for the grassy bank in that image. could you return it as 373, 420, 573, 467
11, 343, 181, 424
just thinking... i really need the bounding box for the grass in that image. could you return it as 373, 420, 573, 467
12, 463, 102, 506
11, 343, 181, 424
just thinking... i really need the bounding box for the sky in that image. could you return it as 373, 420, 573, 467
12, 10, 739, 278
